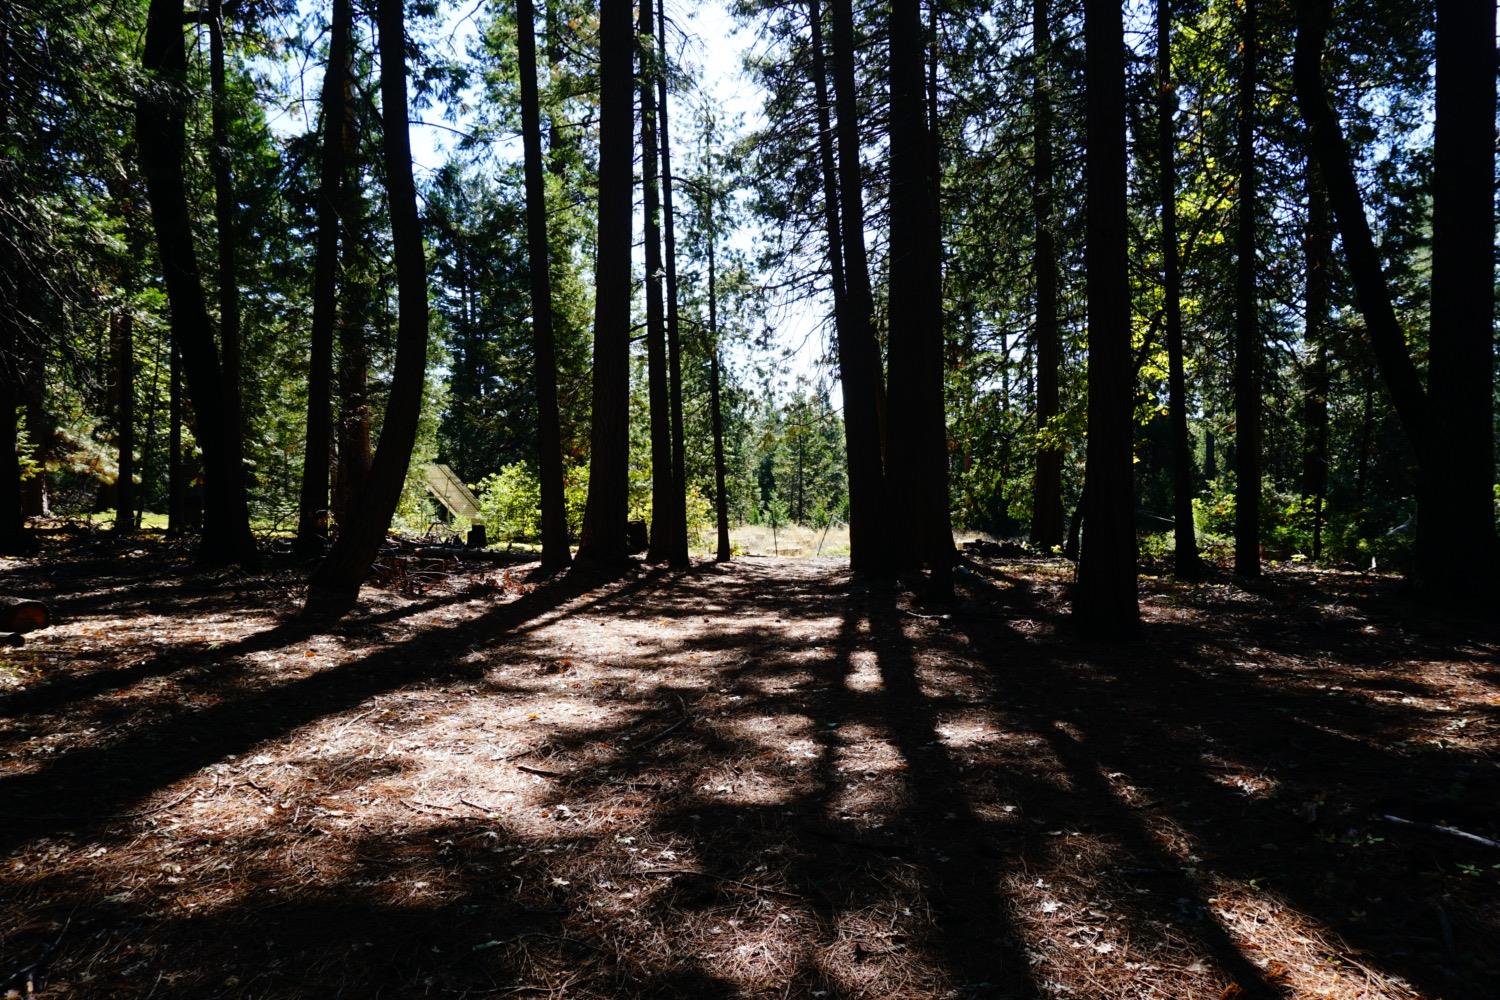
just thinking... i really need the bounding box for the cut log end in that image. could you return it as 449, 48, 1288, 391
0, 597, 49, 634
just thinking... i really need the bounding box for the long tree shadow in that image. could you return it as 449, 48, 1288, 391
943, 563, 1500, 999
0, 564, 662, 852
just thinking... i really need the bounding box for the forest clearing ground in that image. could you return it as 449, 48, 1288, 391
0, 530, 1497, 999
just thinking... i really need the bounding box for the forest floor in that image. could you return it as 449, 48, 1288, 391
1, 529, 1498, 1000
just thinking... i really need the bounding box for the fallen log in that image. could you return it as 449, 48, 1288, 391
0, 597, 48, 634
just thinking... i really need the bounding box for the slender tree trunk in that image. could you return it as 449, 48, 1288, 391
114, 310, 136, 532
1157, 0, 1198, 578
137, 0, 256, 566
168, 336, 184, 534
1294, 0, 1496, 598
1424, 0, 1497, 594
0, 322, 23, 552
137, 326, 164, 529
18, 331, 46, 518
334, 188, 372, 528
1303, 161, 1329, 562
1030, 0, 1063, 550
885, 0, 952, 595
639, 0, 673, 564
574, 0, 634, 565
296, 0, 354, 556
306, 0, 430, 613
827, 0, 889, 575
1232, 0, 1259, 578
208, 0, 244, 461
708, 220, 731, 563
656, 0, 689, 566
1072, 0, 1138, 636
517, 0, 571, 569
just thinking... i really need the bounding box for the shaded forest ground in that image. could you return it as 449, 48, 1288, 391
1, 529, 1498, 999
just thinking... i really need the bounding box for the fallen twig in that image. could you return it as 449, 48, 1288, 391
1380, 814, 1500, 850
638, 868, 800, 899
516, 763, 569, 779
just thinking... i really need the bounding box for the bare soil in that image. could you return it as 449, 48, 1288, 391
1, 530, 1497, 999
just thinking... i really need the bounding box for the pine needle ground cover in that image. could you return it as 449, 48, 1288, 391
1, 532, 1496, 999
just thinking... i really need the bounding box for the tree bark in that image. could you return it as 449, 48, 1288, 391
885, 0, 953, 595
1294, 0, 1497, 598
113, 310, 136, 533
1072, 0, 1138, 636
574, 0, 635, 566
137, 0, 256, 566
707, 199, 731, 563
827, 0, 889, 575
295, 0, 354, 557
208, 0, 245, 472
638, 0, 674, 564
1232, 0, 1260, 578
1030, 0, 1064, 552
656, 0, 689, 567
167, 335, 184, 534
1424, 0, 1497, 594
1302, 160, 1329, 561
517, 0, 571, 569
306, 0, 430, 613
1157, 0, 1198, 578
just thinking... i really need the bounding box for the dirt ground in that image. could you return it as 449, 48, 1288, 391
1, 530, 1497, 999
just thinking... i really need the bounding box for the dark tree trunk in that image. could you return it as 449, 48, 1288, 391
306, 0, 430, 613
137, 0, 256, 566
167, 336, 184, 534
1294, 0, 1497, 598
1292, 1, 1425, 441
0, 328, 23, 553
827, 0, 890, 575
885, 0, 953, 595
574, 0, 635, 565
638, 0, 674, 564
18, 331, 46, 518
708, 219, 731, 563
333, 38, 371, 532
114, 310, 136, 533
1158, 0, 1199, 578
1072, 0, 1138, 636
1303, 161, 1330, 561
208, 0, 245, 468
1232, 0, 1259, 578
1030, 0, 1064, 551
1424, 0, 1497, 594
295, 0, 354, 557
518, 0, 571, 569
656, 0, 689, 567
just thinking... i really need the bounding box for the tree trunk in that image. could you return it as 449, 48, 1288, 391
1030, 0, 1064, 552
296, 0, 354, 556
333, 39, 371, 532
0, 327, 23, 552
167, 335, 184, 534
708, 230, 731, 563
656, 0, 689, 567
1294, 0, 1496, 598
1158, 0, 1199, 578
113, 310, 136, 533
306, 0, 430, 613
1423, 0, 1497, 595
574, 0, 635, 566
1232, 0, 1259, 578
1072, 0, 1138, 636
885, 0, 952, 595
638, 0, 674, 564
517, 0, 571, 570
827, 0, 890, 575
137, 0, 256, 566
1303, 161, 1329, 562
208, 0, 245, 476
